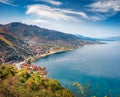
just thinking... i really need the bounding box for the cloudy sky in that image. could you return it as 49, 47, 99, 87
0, 0, 120, 38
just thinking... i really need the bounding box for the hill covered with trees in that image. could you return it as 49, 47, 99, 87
0, 64, 74, 97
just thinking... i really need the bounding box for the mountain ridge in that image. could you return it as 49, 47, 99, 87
0, 22, 99, 63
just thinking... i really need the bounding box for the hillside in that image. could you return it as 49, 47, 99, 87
0, 22, 98, 63
0, 64, 74, 97
0, 32, 33, 62
0, 22, 90, 46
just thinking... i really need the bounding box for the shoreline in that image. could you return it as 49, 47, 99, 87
30, 48, 74, 62
27, 42, 103, 63
30, 43, 103, 63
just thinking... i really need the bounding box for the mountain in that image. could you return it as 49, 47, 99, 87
0, 22, 92, 46
106, 36, 120, 41
0, 32, 32, 62
0, 22, 98, 62
76, 35, 113, 42
76, 35, 99, 41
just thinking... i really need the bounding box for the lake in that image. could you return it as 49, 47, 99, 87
34, 41, 120, 97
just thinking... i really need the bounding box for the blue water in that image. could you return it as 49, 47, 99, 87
34, 41, 120, 96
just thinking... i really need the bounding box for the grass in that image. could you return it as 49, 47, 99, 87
0, 35, 13, 47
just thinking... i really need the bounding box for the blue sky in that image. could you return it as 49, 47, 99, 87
0, 0, 120, 38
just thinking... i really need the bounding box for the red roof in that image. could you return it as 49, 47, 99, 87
23, 63, 29, 66
37, 66, 42, 70
31, 65, 37, 69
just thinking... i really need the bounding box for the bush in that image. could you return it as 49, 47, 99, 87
0, 64, 74, 97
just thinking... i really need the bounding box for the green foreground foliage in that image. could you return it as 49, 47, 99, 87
0, 64, 74, 97
0, 64, 119, 97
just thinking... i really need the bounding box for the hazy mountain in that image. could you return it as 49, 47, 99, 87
76, 35, 98, 41
76, 35, 113, 42
106, 36, 120, 41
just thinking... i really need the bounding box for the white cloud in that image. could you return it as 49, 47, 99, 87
88, 0, 120, 13
35, 0, 62, 6
21, 18, 49, 26
26, 4, 89, 21
0, 0, 16, 6
61, 10, 88, 19
43, 0, 62, 6
23, 18, 48, 24
31, 19, 49, 24
87, 0, 120, 20
26, 0, 120, 22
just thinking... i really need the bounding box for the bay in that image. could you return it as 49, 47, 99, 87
34, 41, 120, 96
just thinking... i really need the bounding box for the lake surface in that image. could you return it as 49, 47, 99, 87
34, 41, 120, 97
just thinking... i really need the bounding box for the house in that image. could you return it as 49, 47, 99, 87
14, 61, 47, 77
30, 65, 38, 70
23, 63, 29, 69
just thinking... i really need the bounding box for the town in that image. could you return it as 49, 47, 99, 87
14, 59, 47, 78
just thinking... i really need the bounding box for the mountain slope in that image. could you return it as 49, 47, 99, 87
0, 32, 32, 62
0, 22, 91, 46
0, 35, 13, 47
0, 22, 97, 62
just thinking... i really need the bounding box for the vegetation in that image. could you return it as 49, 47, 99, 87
0, 64, 119, 97
73, 82, 94, 97
0, 64, 74, 97
0, 32, 32, 62
0, 22, 99, 62
72, 82, 120, 97
0, 36, 13, 47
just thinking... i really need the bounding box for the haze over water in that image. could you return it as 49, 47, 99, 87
34, 41, 120, 96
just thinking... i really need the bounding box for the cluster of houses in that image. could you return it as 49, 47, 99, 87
27, 43, 50, 56
14, 60, 47, 78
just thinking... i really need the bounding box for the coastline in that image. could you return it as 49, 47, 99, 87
29, 42, 102, 63
30, 48, 74, 62
27, 41, 103, 63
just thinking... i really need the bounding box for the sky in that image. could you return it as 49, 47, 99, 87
0, 0, 120, 38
